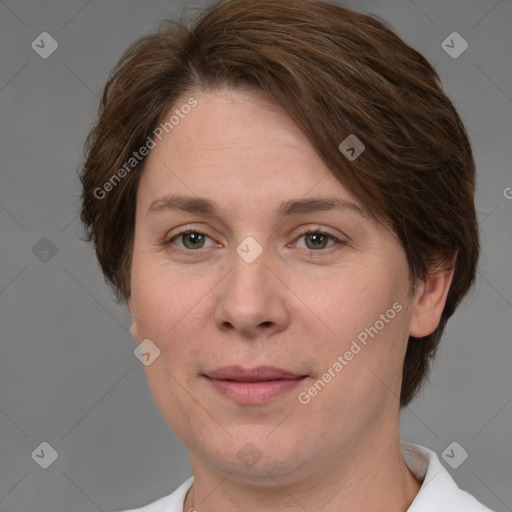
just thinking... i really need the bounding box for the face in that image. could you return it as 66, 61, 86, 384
128, 88, 433, 485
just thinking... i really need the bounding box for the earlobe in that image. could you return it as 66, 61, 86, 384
127, 297, 140, 342
130, 319, 140, 341
409, 252, 457, 338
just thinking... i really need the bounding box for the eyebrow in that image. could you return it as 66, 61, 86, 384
146, 194, 369, 219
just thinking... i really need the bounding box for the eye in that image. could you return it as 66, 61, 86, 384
161, 225, 344, 254
292, 226, 343, 251
163, 228, 218, 252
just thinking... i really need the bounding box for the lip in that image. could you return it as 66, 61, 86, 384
203, 366, 308, 405
205, 365, 305, 381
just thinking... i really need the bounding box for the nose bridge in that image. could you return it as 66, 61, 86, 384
214, 235, 288, 336
228, 237, 272, 302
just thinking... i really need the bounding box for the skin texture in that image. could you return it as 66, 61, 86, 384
128, 88, 455, 512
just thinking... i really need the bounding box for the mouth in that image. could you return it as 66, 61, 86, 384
202, 366, 309, 404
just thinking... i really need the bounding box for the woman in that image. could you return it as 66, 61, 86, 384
80, 0, 494, 510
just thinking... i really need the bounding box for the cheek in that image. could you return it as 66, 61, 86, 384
130, 254, 214, 361
294, 261, 410, 395
129, 259, 209, 431
296, 311, 409, 438
293, 263, 394, 346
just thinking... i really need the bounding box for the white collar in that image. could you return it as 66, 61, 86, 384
400, 440, 493, 511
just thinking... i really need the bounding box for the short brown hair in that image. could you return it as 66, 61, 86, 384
79, 0, 479, 407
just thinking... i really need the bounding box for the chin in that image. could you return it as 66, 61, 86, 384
215, 454, 304, 484
205, 432, 308, 481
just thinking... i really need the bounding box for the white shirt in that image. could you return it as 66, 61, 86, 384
113, 441, 496, 512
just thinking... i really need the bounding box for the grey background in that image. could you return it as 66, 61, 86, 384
0, 0, 511, 511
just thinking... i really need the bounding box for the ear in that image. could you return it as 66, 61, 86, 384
127, 297, 140, 342
409, 251, 457, 338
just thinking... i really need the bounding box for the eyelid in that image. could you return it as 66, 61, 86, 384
292, 225, 342, 241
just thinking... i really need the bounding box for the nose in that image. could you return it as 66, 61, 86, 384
213, 243, 290, 339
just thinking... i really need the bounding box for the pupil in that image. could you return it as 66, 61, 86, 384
308, 233, 326, 249
186, 233, 203, 248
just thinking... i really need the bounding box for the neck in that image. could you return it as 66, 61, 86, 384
183, 431, 422, 512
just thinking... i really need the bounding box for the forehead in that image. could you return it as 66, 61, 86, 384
157, 89, 319, 171
138, 88, 363, 214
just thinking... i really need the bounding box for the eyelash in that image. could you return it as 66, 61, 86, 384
161, 225, 345, 255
